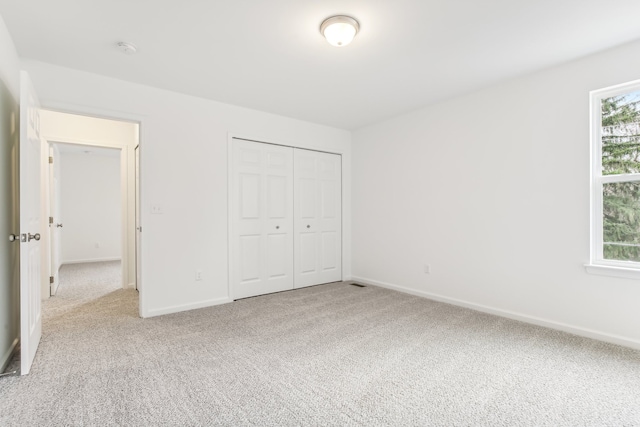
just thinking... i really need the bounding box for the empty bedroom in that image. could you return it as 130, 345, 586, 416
0, 1, 639, 425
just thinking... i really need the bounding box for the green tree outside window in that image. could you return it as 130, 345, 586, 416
601, 92, 640, 261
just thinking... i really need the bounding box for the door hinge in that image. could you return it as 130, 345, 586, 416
49, 216, 53, 224
49, 156, 53, 164
49, 276, 54, 284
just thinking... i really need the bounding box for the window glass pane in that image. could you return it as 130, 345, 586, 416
601, 91, 640, 175
603, 181, 640, 262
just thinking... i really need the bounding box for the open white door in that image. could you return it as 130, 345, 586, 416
49, 144, 62, 295
19, 71, 42, 375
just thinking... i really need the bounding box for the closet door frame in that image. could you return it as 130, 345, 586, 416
228, 134, 345, 300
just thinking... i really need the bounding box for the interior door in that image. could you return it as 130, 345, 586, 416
231, 139, 294, 299
19, 71, 42, 375
294, 149, 342, 288
49, 144, 61, 295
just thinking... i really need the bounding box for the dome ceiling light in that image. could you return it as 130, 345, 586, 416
320, 15, 360, 47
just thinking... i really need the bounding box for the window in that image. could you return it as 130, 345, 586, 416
589, 80, 640, 278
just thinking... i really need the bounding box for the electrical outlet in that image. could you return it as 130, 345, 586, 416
195, 270, 203, 281
423, 264, 430, 274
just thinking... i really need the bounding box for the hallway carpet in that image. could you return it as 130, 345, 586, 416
1, 272, 639, 426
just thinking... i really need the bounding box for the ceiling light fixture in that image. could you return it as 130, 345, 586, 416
320, 15, 359, 47
116, 41, 138, 55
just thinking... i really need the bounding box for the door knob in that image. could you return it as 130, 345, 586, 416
56, 223, 63, 228
28, 233, 40, 242
276, 226, 280, 229
8, 234, 19, 242
307, 225, 311, 229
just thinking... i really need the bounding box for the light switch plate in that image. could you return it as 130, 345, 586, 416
151, 205, 164, 214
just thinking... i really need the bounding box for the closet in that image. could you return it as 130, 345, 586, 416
230, 138, 342, 299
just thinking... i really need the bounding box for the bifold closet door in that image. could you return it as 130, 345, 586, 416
231, 139, 294, 299
294, 149, 342, 288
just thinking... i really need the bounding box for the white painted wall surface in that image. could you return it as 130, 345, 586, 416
0, 15, 19, 98
59, 150, 121, 264
22, 59, 352, 318
0, 14, 20, 370
352, 39, 640, 349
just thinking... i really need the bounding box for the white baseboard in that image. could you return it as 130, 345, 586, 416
125, 282, 136, 290
351, 275, 640, 351
62, 257, 122, 265
1, 337, 19, 373
143, 297, 232, 318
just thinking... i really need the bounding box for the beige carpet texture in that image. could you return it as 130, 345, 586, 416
1, 261, 640, 426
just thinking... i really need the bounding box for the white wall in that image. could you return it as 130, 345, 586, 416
59, 150, 121, 264
352, 39, 640, 349
0, 14, 20, 370
22, 59, 352, 318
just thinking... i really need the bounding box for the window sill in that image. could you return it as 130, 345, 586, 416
584, 263, 640, 280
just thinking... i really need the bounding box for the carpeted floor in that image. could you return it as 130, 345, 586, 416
1, 265, 639, 426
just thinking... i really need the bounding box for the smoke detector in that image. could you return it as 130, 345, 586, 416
116, 42, 138, 55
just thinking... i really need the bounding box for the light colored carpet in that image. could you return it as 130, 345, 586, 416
1, 269, 639, 426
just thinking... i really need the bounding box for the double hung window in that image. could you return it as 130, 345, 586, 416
589, 81, 640, 277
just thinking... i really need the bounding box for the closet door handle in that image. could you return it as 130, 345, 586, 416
276, 226, 280, 229
306, 225, 311, 229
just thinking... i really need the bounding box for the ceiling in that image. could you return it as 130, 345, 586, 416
56, 143, 120, 158
2, 1, 640, 130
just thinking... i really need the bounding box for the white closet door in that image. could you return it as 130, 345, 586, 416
231, 139, 294, 299
294, 149, 342, 288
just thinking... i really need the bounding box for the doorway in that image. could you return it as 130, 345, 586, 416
51, 143, 123, 299
40, 110, 140, 305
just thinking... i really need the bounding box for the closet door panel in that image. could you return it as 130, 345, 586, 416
299, 233, 317, 274
231, 139, 294, 299
294, 149, 342, 288
239, 235, 261, 283
321, 231, 338, 271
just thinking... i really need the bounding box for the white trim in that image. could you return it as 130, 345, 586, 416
600, 174, 640, 184
125, 282, 136, 290
61, 257, 122, 265
0, 337, 19, 373
590, 77, 640, 99
584, 263, 640, 280
352, 276, 640, 351
143, 297, 232, 318
228, 132, 343, 156
227, 135, 234, 301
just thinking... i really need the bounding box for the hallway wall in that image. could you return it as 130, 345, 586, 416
59, 149, 121, 264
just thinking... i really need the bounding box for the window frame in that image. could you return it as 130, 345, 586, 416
588, 79, 640, 279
